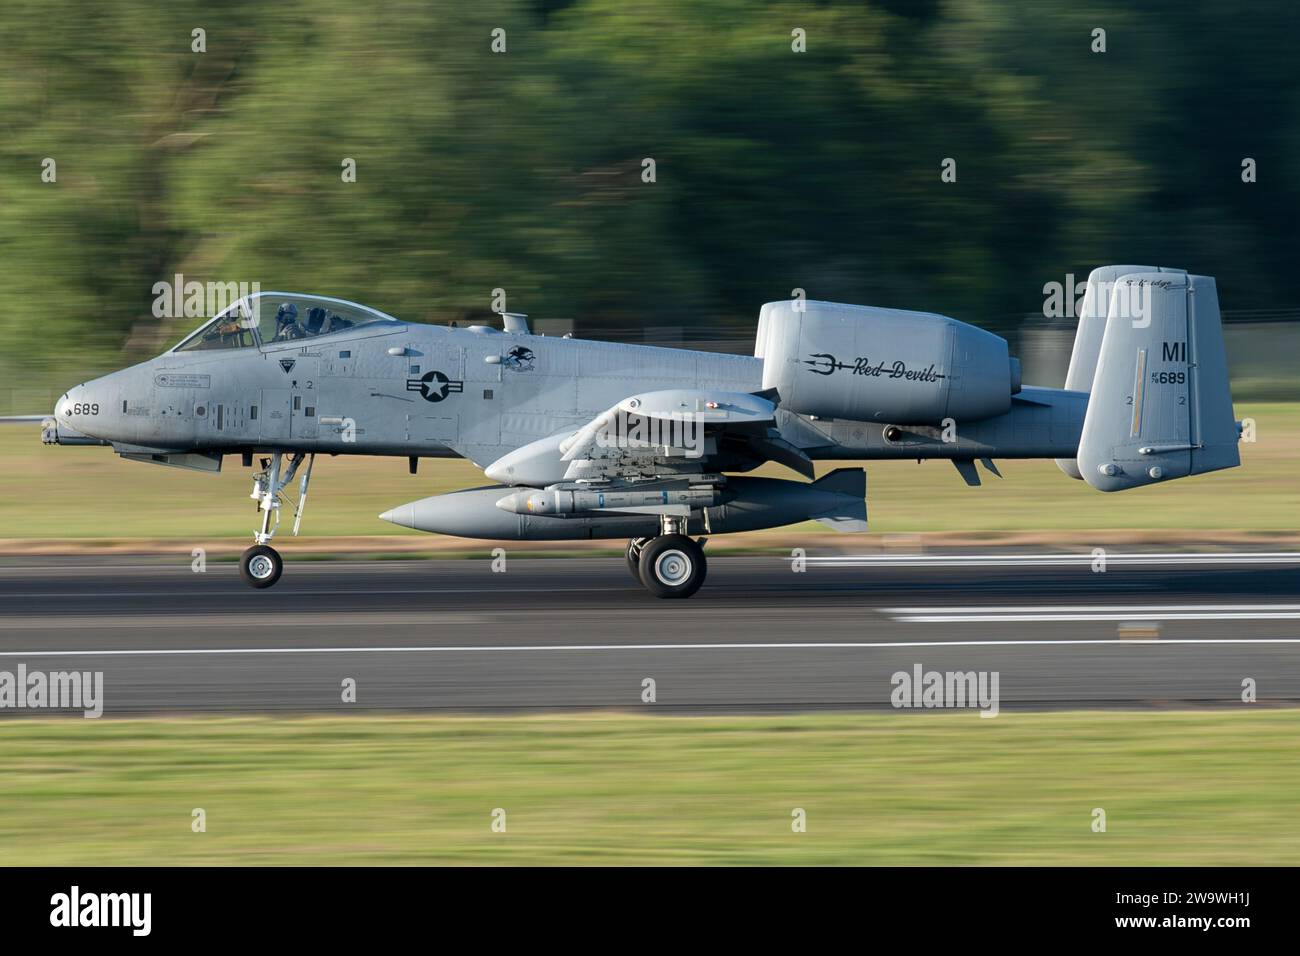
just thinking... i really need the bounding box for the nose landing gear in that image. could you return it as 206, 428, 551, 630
240, 544, 283, 588
240, 451, 315, 589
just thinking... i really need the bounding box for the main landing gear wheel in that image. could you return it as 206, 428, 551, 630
637, 534, 707, 599
625, 537, 650, 583
240, 545, 283, 589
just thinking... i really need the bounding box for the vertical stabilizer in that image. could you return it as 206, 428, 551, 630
1077, 273, 1239, 492
1056, 264, 1184, 478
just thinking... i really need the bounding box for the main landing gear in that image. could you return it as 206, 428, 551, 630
626, 516, 708, 599
239, 451, 315, 589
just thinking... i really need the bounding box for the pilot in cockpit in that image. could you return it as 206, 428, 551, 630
273, 302, 304, 340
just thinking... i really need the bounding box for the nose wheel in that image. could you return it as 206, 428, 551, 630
238, 450, 316, 589
240, 545, 283, 589
637, 533, 707, 599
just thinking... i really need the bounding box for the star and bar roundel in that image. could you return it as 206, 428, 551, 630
406, 370, 465, 402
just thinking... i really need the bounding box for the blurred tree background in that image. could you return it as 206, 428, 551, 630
1, 0, 1296, 404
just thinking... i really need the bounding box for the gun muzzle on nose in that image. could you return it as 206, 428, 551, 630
43, 415, 109, 447
43, 419, 109, 445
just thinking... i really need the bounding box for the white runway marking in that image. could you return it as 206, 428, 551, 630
0, 587, 624, 599
886, 604, 1300, 612
804, 552, 1300, 567
898, 613, 1300, 622
885, 603, 1300, 623
1, 638, 1299, 657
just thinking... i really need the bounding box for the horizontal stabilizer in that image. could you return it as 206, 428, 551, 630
1011, 392, 1056, 408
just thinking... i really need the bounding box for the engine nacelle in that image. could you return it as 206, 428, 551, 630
757, 300, 1019, 425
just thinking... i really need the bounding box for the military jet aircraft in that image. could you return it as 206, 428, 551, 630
44, 266, 1241, 597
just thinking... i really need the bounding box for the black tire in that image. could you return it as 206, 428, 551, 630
637, 534, 707, 599
625, 537, 650, 582
240, 545, 283, 589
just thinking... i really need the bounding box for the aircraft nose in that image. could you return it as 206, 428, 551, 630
46, 386, 113, 446
55, 386, 97, 422
54, 369, 131, 441
379, 504, 415, 528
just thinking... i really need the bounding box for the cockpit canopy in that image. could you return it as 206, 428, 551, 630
174, 292, 401, 352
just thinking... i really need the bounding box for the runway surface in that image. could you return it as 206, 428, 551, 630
0, 553, 1297, 714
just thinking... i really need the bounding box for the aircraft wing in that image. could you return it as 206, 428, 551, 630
556, 388, 815, 482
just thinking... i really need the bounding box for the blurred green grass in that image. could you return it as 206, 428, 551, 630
0, 402, 1294, 539
0, 710, 1296, 865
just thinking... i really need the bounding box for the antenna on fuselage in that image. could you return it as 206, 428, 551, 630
501, 312, 529, 334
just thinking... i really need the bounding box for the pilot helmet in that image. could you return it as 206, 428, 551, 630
275, 302, 299, 326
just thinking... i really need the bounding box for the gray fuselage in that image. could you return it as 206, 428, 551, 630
56, 318, 1086, 467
